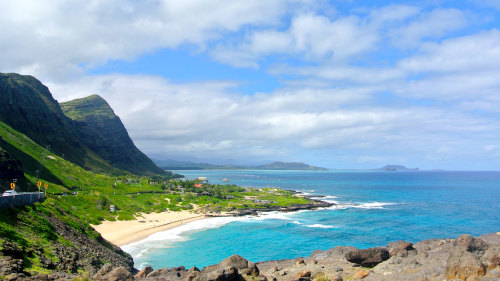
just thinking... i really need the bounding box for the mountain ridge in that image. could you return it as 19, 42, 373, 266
155, 159, 327, 170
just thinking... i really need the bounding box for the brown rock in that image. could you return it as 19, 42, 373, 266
388, 241, 415, 257
353, 270, 369, 279
93, 263, 114, 280
346, 247, 390, 267
482, 245, 500, 270
184, 266, 201, 281
218, 254, 259, 276
295, 270, 311, 278
135, 266, 153, 278
446, 250, 486, 281
455, 234, 489, 253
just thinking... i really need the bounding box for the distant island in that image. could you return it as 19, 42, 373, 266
376, 164, 419, 171
155, 159, 327, 170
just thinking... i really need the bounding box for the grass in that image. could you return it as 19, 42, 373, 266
0, 119, 317, 276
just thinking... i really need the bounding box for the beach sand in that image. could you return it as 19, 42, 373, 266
91, 210, 207, 246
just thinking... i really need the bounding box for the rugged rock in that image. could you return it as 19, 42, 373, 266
184, 266, 201, 281
135, 266, 153, 278
446, 235, 490, 281
387, 241, 415, 257
197, 265, 239, 281
218, 254, 259, 276
345, 247, 390, 267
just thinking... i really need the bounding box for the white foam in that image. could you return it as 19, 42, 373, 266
304, 223, 336, 229
122, 216, 245, 257
353, 202, 398, 209
324, 195, 338, 199
292, 220, 303, 225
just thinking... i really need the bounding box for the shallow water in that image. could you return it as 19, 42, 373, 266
123, 170, 500, 269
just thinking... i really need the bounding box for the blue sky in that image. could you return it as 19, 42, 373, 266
1, 0, 500, 170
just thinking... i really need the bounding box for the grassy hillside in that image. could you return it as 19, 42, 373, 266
60, 95, 166, 176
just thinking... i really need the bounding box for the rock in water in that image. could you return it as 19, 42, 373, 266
345, 247, 390, 267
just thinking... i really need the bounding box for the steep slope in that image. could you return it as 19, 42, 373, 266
60, 95, 167, 176
0, 73, 122, 175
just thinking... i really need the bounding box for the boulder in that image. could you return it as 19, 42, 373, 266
147, 267, 169, 277
346, 247, 390, 267
455, 235, 489, 254
93, 263, 113, 280
218, 254, 259, 276
197, 266, 239, 281
387, 241, 415, 257
135, 266, 153, 278
93, 264, 133, 281
185, 266, 201, 281
482, 245, 500, 270
105, 267, 133, 281
446, 249, 486, 281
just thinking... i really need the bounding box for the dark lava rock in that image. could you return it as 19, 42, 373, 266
345, 247, 390, 267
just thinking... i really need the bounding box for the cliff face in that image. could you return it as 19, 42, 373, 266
0, 73, 165, 176
0, 73, 88, 169
60, 95, 166, 176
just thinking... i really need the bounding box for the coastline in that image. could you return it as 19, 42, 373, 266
91, 193, 333, 247
91, 210, 208, 246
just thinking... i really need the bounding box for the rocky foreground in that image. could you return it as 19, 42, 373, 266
3, 232, 499, 281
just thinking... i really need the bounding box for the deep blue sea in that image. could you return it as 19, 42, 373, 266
123, 170, 500, 270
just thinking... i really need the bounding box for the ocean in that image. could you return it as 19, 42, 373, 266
122, 170, 500, 270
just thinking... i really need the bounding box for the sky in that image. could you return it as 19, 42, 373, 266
1, 0, 500, 170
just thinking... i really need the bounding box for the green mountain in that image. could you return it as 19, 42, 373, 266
0, 72, 165, 177
60, 95, 165, 176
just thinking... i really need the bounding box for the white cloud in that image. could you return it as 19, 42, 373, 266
47, 74, 500, 169
399, 29, 500, 73
0, 0, 288, 80
387, 8, 467, 48
211, 13, 378, 67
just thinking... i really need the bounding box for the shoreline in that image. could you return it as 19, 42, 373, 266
91, 211, 208, 246
91, 193, 333, 247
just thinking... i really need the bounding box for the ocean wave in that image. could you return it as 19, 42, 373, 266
122, 216, 245, 257
304, 223, 336, 229
353, 202, 399, 209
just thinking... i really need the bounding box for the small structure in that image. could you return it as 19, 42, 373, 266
109, 205, 116, 212
197, 177, 207, 181
194, 183, 203, 188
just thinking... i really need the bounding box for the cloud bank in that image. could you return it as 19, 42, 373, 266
2, 1, 500, 169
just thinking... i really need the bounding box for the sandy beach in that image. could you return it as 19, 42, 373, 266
91, 210, 207, 246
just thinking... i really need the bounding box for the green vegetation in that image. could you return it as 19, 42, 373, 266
0, 72, 319, 277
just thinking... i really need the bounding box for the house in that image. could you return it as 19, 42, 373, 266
194, 183, 203, 188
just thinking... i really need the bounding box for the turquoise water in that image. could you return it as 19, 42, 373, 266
123, 170, 500, 269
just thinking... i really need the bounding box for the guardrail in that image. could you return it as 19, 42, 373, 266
0, 192, 45, 210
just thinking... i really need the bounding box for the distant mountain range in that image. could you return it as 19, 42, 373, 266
155, 159, 327, 170
376, 165, 419, 171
